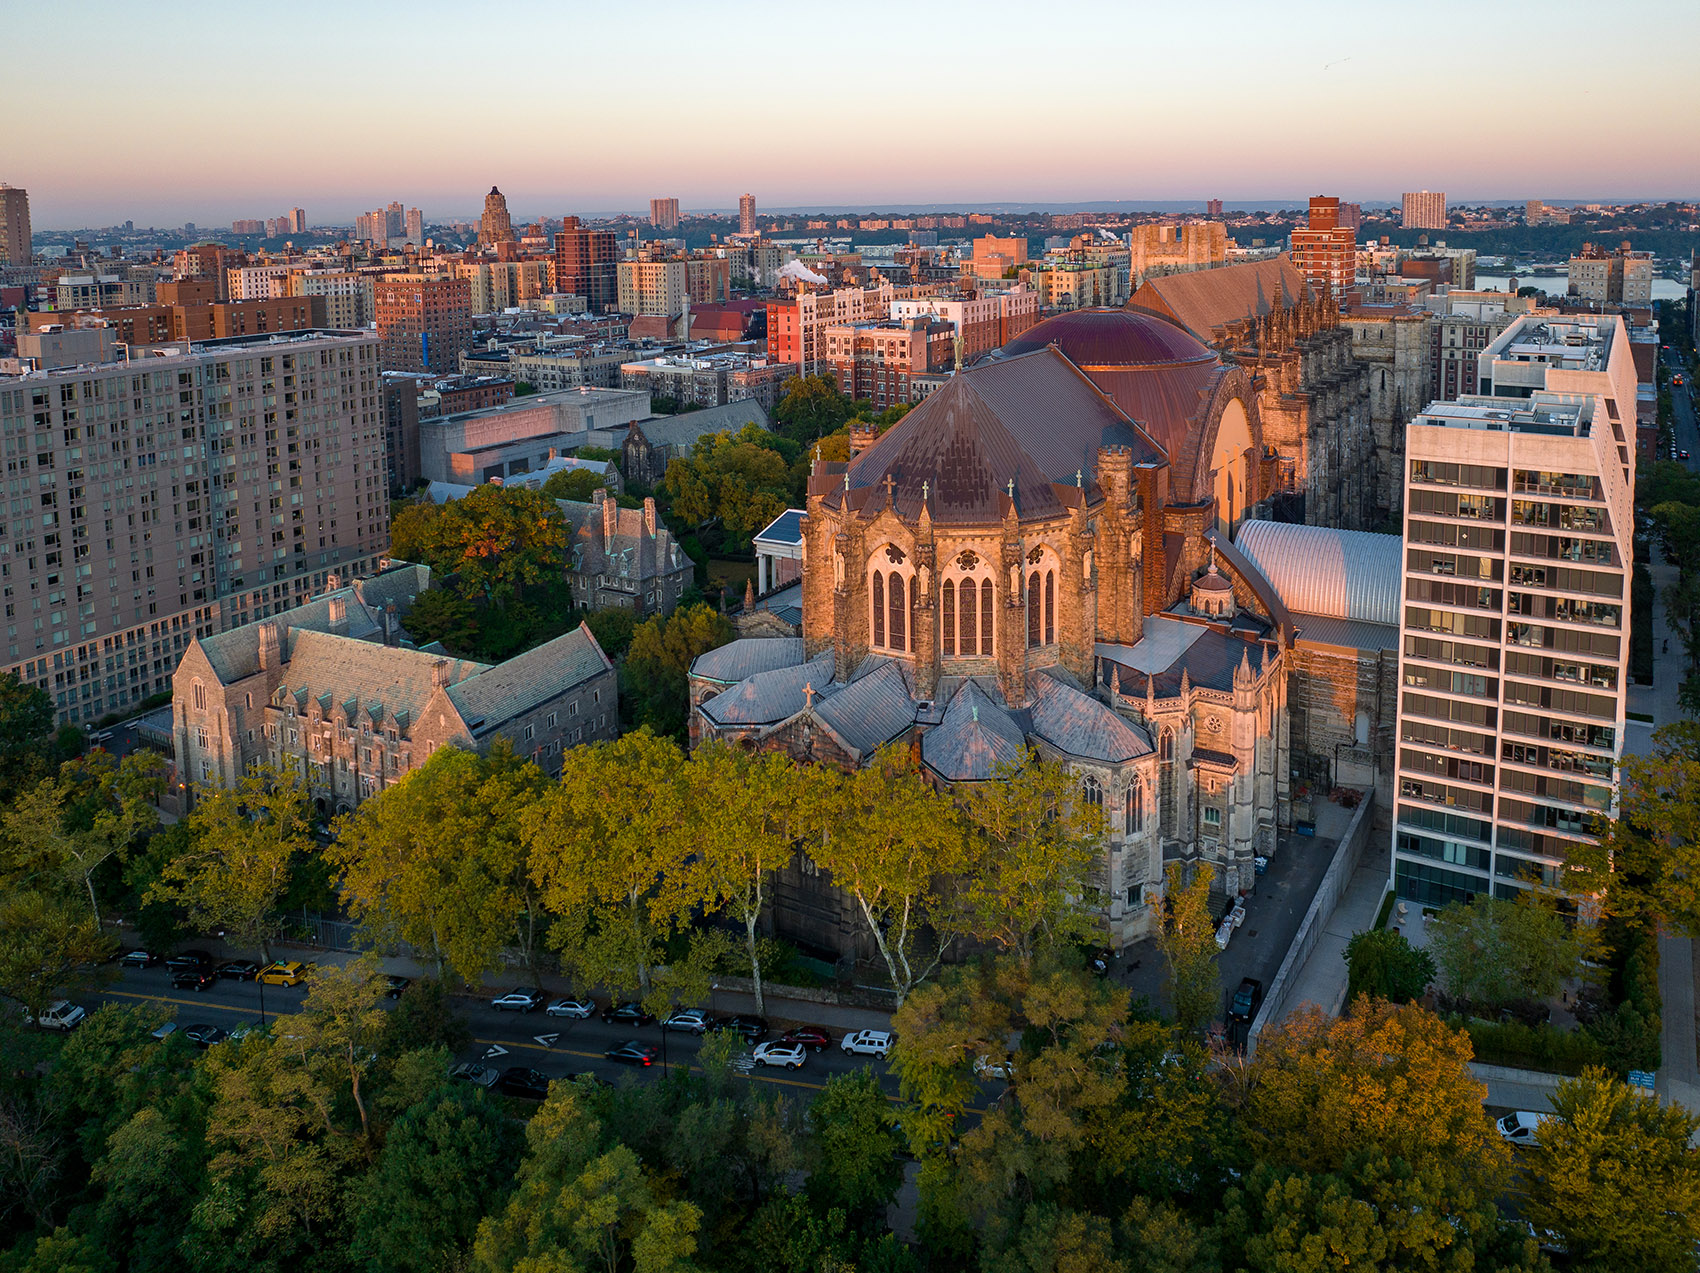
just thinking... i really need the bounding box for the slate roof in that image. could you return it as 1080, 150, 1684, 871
1027, 668, 1151, 762
559, 491, 687, 583
1289, 611, 1399, 653
446, 623, 612, 735
197, 564, 432, 684
697, 650, 836, 729
829, 348, 1163, 526
1101, 627, 1275, 699
630, 400, 770, 451
1235, 520, 1402, 626
811, 660, 917, 759
921, 680, 1027, 781
1129, 256, 1310, 343
690, 636, 805, 685
279, 630, 487, 728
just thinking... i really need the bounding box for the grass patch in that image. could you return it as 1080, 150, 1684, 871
1374, 888, 1396, 930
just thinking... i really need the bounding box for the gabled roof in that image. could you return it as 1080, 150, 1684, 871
921, 680, 1027, 782
811, 660, 916, 760
697, 650, 836, 729
629, 399, 770, 450
690, 636, 805, 685
1028, 669, 1151, 762
1129, 256, 1309, 343
558, 493, 685, 583
830, 348, 1162, 525
446, 623, 612, 735
279, 631, 487, 729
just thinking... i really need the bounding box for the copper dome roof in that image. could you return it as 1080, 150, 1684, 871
1001, 307, 1217, 368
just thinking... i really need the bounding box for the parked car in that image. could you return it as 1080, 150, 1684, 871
490, 988, 544, 1013
217, 960, 260, 981
1087, 948, 1113, 977
711, 1013, 768, 1042
778, 1026, 832, 1053
120, 949, 163, 969
662, 1008, 712, 1035
841, 1029, 894, 1058
1683, 450, 1692, 461
150, 1021, 178, 1042
546, 997, 596, 1019
257, 961, 311, 987
166, 949, 214, 974
449, 1062, 500, 1088
182, 1023, 227, 1049
751, 1041, 808, 1070
496, 1067, 552, 1100
1497, 1111, 1549, 1147
227, 1021, 265, 1042
601, 1002, 656, 1027
170, 969, 217, 993
973, 1054, 1016, 1081
1228, 977, 1264, 1023
383, 975, 411, 1000
27, 1001, 86, 1031
604, 1040, 660, 1066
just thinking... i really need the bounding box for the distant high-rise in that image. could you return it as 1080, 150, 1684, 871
386, 201, 405, 240
553, 215, 618, 312
3, 183, 36, 260
1401, 190, 1447, 230
650, 197, 680, 230
289, 207, 307, 234
1206, 198, 1223, 217
1289, 195, 1357, 299
1337, 202, 1362, 231
375, 273, 474, 373
405, 206, 424, 244
739, 193, 756, 235
480, 186, 517, 246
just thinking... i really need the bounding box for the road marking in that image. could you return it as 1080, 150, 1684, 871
534, 1033, 560, 1047
484, 1043, 509, 1059
105, 989, 269, 1018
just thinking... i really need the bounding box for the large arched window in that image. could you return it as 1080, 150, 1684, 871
192, 680, 206, 712
888, 573, 906, 652
1126, 782, 1143, 834
1045, 571, 1055, 645
870, 546, 912, 655
872, 572, 885, 648
1082, 775, 1103, 810
960, 575, 977, 655
980, 579, 994, 652
1027, 571, 1041, 647
941, 580, 955, 656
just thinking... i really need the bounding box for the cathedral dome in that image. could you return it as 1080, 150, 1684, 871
1001, 307, 1217, 369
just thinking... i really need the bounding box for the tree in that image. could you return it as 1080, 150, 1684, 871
541, 466, 609, 502
0, 672, 55, 802
680, 744, 832, 1014
90, 1105, 208, 1273
0, 889, 112, 1016
1242, 1001, 1510, 1202
274, 956, 390, 1142
348, 1081, 519, 1273
813, 743, 969, 1005
583, 606, 637, 659
389, 484, 567, 604
1344, 927, 1436, 1004
661, 427, 791, 552
329, 745, 552, 983
1428, 891, 1596, 1011
1156, 863, 1218, 1035
399, 588, 481, 654
1522, 1067, 1700, 1271
954, 751, 1105, 961
527, 730, 704, 1015
623, 603, 733, 739
774, 373, 854, 444
805, 1071, 906, 1234
381, 979, 472, 1057
1597, 720, 1700, 932
148, 764, 313, 963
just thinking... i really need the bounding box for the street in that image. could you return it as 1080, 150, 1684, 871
91, 961, 926, 1102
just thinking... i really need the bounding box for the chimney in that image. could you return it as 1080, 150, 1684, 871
601, 487, 617, 540
257, 621, 280, 670
327, 596, 347, 634
849, 423, 877, 456
383, 601, 399, 646
431, 659, 451, 689
643, 496, 657, 536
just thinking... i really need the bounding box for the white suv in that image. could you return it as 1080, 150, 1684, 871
841, 1029, 894, 1057
28, 1001, 87, 1031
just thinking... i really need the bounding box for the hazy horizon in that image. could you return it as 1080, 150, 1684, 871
5, 0, 1697, 228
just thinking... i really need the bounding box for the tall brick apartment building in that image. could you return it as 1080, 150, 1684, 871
375, 274, 474, 373
553, 216, 618, 312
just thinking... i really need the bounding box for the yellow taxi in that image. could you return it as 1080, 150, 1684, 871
256, 961, 311, 987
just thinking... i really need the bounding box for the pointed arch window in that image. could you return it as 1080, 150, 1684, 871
872, 571, 885, 648
192, 680, 206, 712
1082, 775, 1103, 809
1127, 782, 1143, 834
888, 573, 906, 653
941, 580, 955, 656
960, 575, 977, 655
1044, 570, 1056, 645
1028, 571, 1041, 647
980, 579, 994, 653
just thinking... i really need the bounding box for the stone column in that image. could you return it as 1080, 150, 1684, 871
912, 541, 938, 701
998, 534, 1028, 706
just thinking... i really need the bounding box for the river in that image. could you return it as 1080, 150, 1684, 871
1472, 273, 1689, 302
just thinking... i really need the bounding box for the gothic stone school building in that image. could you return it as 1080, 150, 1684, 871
689, 309, 1401, 961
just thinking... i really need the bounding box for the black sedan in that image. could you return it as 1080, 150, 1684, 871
383, 975, 411, 1000
170, 969, 217, 993
217, 960, 260, 981
182, 1023, 227, 1049
711, 1014, 768, 1042
497, 1067, 552, 1100
600, 1002, 656, 1027
604, 1040, 659, 1066
119, 949, 162, 968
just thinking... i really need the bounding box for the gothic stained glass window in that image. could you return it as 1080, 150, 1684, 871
941, 580, 955, 656
1045, 570, 1056, 645
888, 572, 906, 652
872, 571, 885, 647
960, 575, 977, 655
980, 579, 994, 653
1028, 571, 1041, 647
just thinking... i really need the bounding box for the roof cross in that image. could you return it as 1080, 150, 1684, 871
921, 479, 930, 501
1006, 478, 1015, 500
1076, 468, 1083, 487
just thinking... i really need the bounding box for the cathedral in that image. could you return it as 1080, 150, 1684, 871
690, 306, 1398, 958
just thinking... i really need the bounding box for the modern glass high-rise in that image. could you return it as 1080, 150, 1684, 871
1392, 314, 1637, 907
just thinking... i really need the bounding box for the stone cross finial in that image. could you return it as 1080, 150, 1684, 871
1007, 478, 1015, 500
883, 473, 896, 505
843, 469, 850, 491
971, 704, 978, 723
803, 681, 814, 709
1076, 468, 1083, 487
922, 479, 930, 502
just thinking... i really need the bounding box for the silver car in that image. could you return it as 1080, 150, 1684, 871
546, 997, 595, 1019
449, 1062, 500, 1088
490, 988, 544, 1013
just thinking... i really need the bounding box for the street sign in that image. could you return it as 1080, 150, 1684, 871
534, 1033, 560, 1048
484, 1044, 509, 1059
1629, 1069, 1656, 1092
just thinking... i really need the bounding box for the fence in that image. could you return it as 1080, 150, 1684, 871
1245, 791, 1379, 1058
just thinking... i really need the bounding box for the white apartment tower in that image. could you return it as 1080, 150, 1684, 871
0, 331, 391, 725
1392, 314, 1636, 907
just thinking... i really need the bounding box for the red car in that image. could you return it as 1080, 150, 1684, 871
778, 1025, 832, 1053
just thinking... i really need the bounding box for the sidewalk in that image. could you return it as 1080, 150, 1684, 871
1277, 847, 1388, 1017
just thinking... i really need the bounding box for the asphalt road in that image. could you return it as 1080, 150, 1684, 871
1667, 345, 1698, 469
92, 963, 921, 1101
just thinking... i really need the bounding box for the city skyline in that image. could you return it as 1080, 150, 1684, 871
5, 0, 1697, 227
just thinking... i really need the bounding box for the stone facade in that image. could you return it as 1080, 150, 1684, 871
1341, 302, 1432, 520
559, 491, 693, 617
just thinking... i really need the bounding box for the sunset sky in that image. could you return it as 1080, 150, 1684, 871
6, 0, 1698, 228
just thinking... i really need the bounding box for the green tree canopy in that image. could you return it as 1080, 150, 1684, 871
1157, 863, 1218, 1036
1428, 891, 1597, 1011
1344, 927, 1436, 1004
